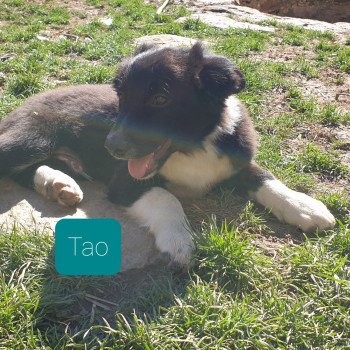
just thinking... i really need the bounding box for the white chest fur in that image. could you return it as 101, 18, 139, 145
159, 143, 234, 195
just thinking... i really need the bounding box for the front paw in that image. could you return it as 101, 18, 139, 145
34, 166, 83, 208
274, 191, 336, 232
51, 179, 83, 208
155, 226, 194, 268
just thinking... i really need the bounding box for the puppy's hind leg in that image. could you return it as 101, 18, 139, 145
235, 164, 336, 232
0, 119, 55, 178
0, 138, 48, 178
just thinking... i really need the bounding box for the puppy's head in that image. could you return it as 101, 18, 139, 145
105, 42, 245, 179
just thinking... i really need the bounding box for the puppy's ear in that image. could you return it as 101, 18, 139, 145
189, 42, 245, 97
133, 43, 157, 56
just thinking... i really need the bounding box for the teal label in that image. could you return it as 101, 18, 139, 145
55, 218, 121, 276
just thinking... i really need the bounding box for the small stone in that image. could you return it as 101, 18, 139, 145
99, 17, 113, 26
0, 54, 13, 62
37, 35, 49, 41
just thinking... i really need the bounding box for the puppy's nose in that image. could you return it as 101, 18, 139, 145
104, 134, 129, 158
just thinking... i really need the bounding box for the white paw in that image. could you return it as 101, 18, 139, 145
155, 225, 194, 267
253, 179, 336, 232
34, 166, 83, 208
272, 191, 335, 232
127, 187, 194, 267
50, 179, 83, 207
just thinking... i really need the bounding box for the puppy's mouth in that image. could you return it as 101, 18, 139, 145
127, 140, 171, 179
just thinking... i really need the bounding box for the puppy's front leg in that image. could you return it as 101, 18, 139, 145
237, 165, 336, 232
127, 187, 194, 267
34, 165, 83, 207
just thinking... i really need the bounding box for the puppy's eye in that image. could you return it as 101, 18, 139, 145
150, 94, 170, 107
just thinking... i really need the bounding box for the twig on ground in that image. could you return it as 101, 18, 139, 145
85, 293, 118, 306
157, 0, 171, 14
89, 303, 96, 324
336, 92, 350, 101
85, 297, 112, 310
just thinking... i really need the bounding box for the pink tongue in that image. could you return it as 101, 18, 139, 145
128, 153, 156, 179
128, 140, 171, 179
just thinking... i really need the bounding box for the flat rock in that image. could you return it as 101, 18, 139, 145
167, 1, 350, 41
134, 34, 200, 47
0, 178, 161, 271
177, 13, 276, 32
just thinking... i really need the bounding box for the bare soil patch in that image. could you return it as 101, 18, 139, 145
252, 45, 350, 113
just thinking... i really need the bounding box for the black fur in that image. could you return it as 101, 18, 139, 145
224, 164, 275, 195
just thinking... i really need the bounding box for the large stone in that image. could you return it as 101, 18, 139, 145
0, 178, 161, 271
167, 1, 350, 41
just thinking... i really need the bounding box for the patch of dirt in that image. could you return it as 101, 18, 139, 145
254, 88, 289, 124
300, 72, 350, 113
251, 44, 315, 63
286, 127, 350, 193
252, 44, 350, 114
24, 0, 108, 42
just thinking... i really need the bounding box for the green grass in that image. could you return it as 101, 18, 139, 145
293, 56, 320, 79
318, 191, 350, 223
315, 41, 350, 73
2, 218, 350, 349
287, 87, 350, 125
295, 143, 349, 179
1, 0, 350, 348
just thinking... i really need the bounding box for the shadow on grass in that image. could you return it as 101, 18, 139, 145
35, 251, 191, 348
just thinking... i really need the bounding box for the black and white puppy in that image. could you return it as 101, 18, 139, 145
0, 43, 335, 266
